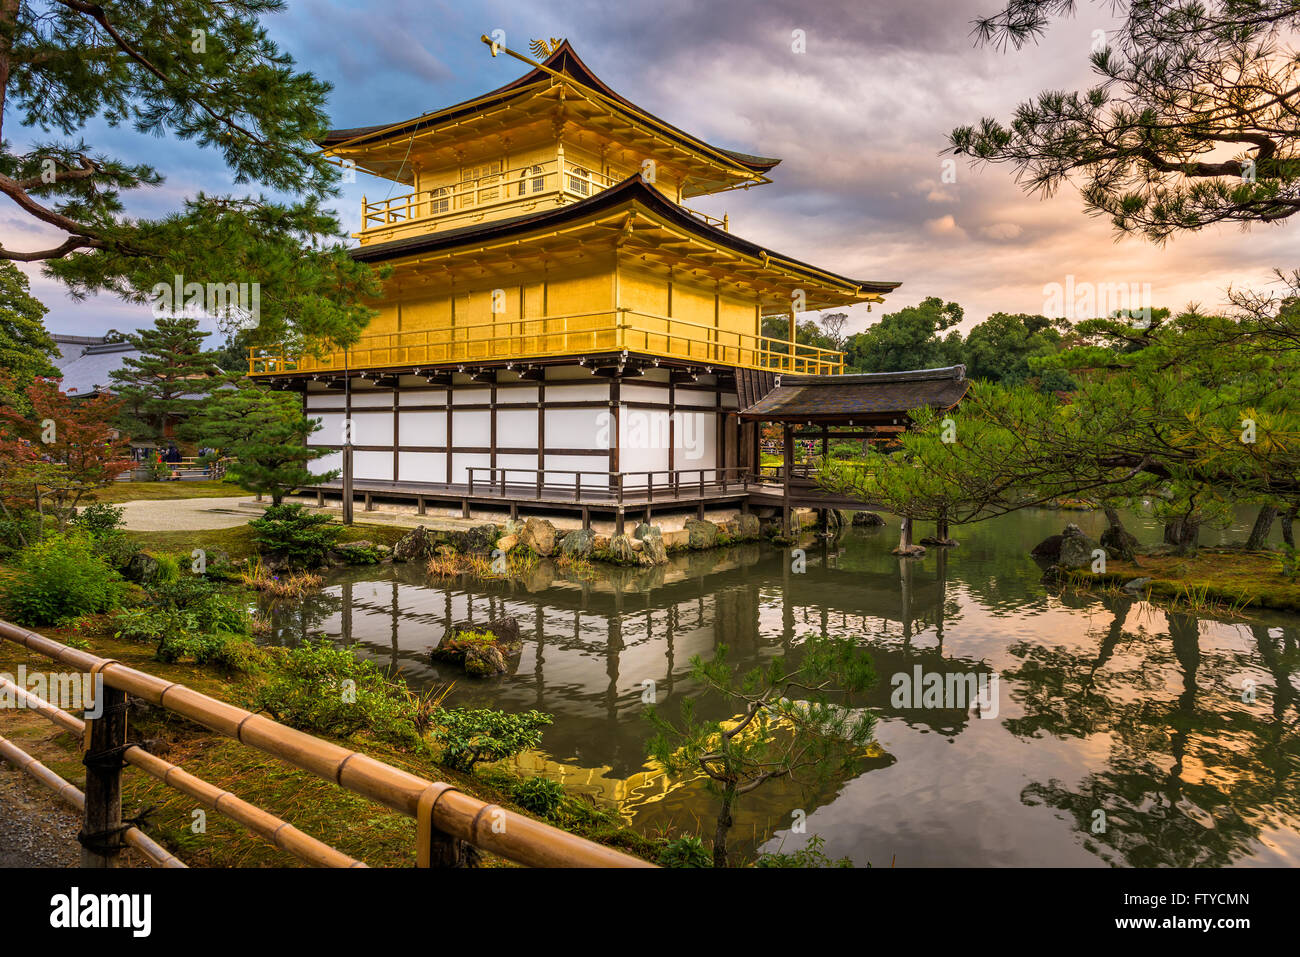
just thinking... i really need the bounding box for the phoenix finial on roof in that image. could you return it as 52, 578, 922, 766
529, 37, 564, 58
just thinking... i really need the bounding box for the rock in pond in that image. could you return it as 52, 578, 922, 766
520, 517, 558, 556
1030, 533, 1064, 562
462, 523, 500, 555
559, 527, 595, 557
607, 533, 640, 565
393, 526, 440, 563
852, 511, 886, 527
684, 519, 718, 550
1057, 524, 1100, 569
430, 617, 522, 677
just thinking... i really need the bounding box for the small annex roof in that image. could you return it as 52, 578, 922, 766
739, 365, 969, 423
58, 340, 231, 402
321, 40, 779, 186
350, 175, 901, 302
57, 341, 141, 397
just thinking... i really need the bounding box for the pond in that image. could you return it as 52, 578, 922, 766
261, 506, 1300, 866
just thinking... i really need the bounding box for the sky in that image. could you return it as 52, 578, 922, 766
9, 0, 1297, 341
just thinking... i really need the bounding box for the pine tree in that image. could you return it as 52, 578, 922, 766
108, 316, 229, 443
951, 1, 1300, 240
0, 1, 383, 348
182, 382, 338, 504
0, 262, 58, 412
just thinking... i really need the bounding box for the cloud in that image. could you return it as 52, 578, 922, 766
6, 0, 1294, 337
925, 215, 968, 240
980, 222, 1023, 240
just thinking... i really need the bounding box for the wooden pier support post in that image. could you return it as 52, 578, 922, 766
80, 682, 127, 868
615, 509, 625, 536
782, 423, 793, 536
582, 506, 591, 531
364, 492, 373, 512
341, 445, 354, 525
898, 516, 913, 551
417, 495, 427, 516
461, 498, 470, 519
316, 491, 324, 508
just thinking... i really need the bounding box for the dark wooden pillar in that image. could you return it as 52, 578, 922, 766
81, 683, 127, 867
782, 422, 793, 535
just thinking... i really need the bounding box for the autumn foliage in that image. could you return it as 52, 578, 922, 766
0, 377, 134, 540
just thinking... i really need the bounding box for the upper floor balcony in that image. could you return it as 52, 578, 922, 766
247, 309, 842, 378
357, 157, 727, 245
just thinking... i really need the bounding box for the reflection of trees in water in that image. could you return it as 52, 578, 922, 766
1007, 594, 1300, 866
255, 523, 1300, 864
261, 586, 342, 646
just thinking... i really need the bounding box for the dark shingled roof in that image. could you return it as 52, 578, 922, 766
349, 176, 901, 296
320, 40, 781, 174
738, 366, 969, 423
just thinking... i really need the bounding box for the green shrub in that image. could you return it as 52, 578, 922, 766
754, 835, 853, 868
511, 775, 565, 818
249, 504, 343, 569
658, 835, 711, 868
153, 553, 181, 584
253, 638, 421, 747
337, 544, 383, 565
0, 511, 40, 559
74, 502, 125, 536
430, 706, 553, 772
113, 576, 256, 670
93, 529, 141, 570
0, 534, 124, 626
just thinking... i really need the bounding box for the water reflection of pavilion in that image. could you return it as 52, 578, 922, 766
271, 538, 982, 775
264, 523, 1300, 866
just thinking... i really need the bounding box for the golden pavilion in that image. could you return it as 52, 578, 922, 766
248, 38, 932, 528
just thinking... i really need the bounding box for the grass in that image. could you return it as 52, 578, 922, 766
1070, 547, 1300, 614
124, 521, 410, 563
91, 480, 242, 503
0, 615, 658, 868
239, 558, 324, 597
425, 547, 542, 582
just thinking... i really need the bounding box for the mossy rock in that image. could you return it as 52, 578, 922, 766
559, 528, 596, 557
684, 519, 718, 550
431, 617, 522, 677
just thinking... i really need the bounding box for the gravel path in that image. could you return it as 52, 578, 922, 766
118, 496, 256, 532
0, 765, 82, 867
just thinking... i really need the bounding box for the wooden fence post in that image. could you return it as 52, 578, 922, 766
80, 682, 128, 868
416, 785, 473, 868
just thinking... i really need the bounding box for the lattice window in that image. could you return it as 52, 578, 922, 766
567, 164, 591, 196
461, 161, 503, 205
518, 165, 546, 196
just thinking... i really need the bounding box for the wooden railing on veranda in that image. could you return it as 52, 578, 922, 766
0, 620, 653, 869
248, 309, 845, 378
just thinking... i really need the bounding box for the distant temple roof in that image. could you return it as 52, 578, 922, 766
739, 365, 970, 423
320, 40, 780, 181
350, 175, 901, 299
57, 341, 141, 397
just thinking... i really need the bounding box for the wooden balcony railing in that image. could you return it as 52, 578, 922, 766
360, 160, 622, 237
248, 309, 844, 377
359, 159, 728, 238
